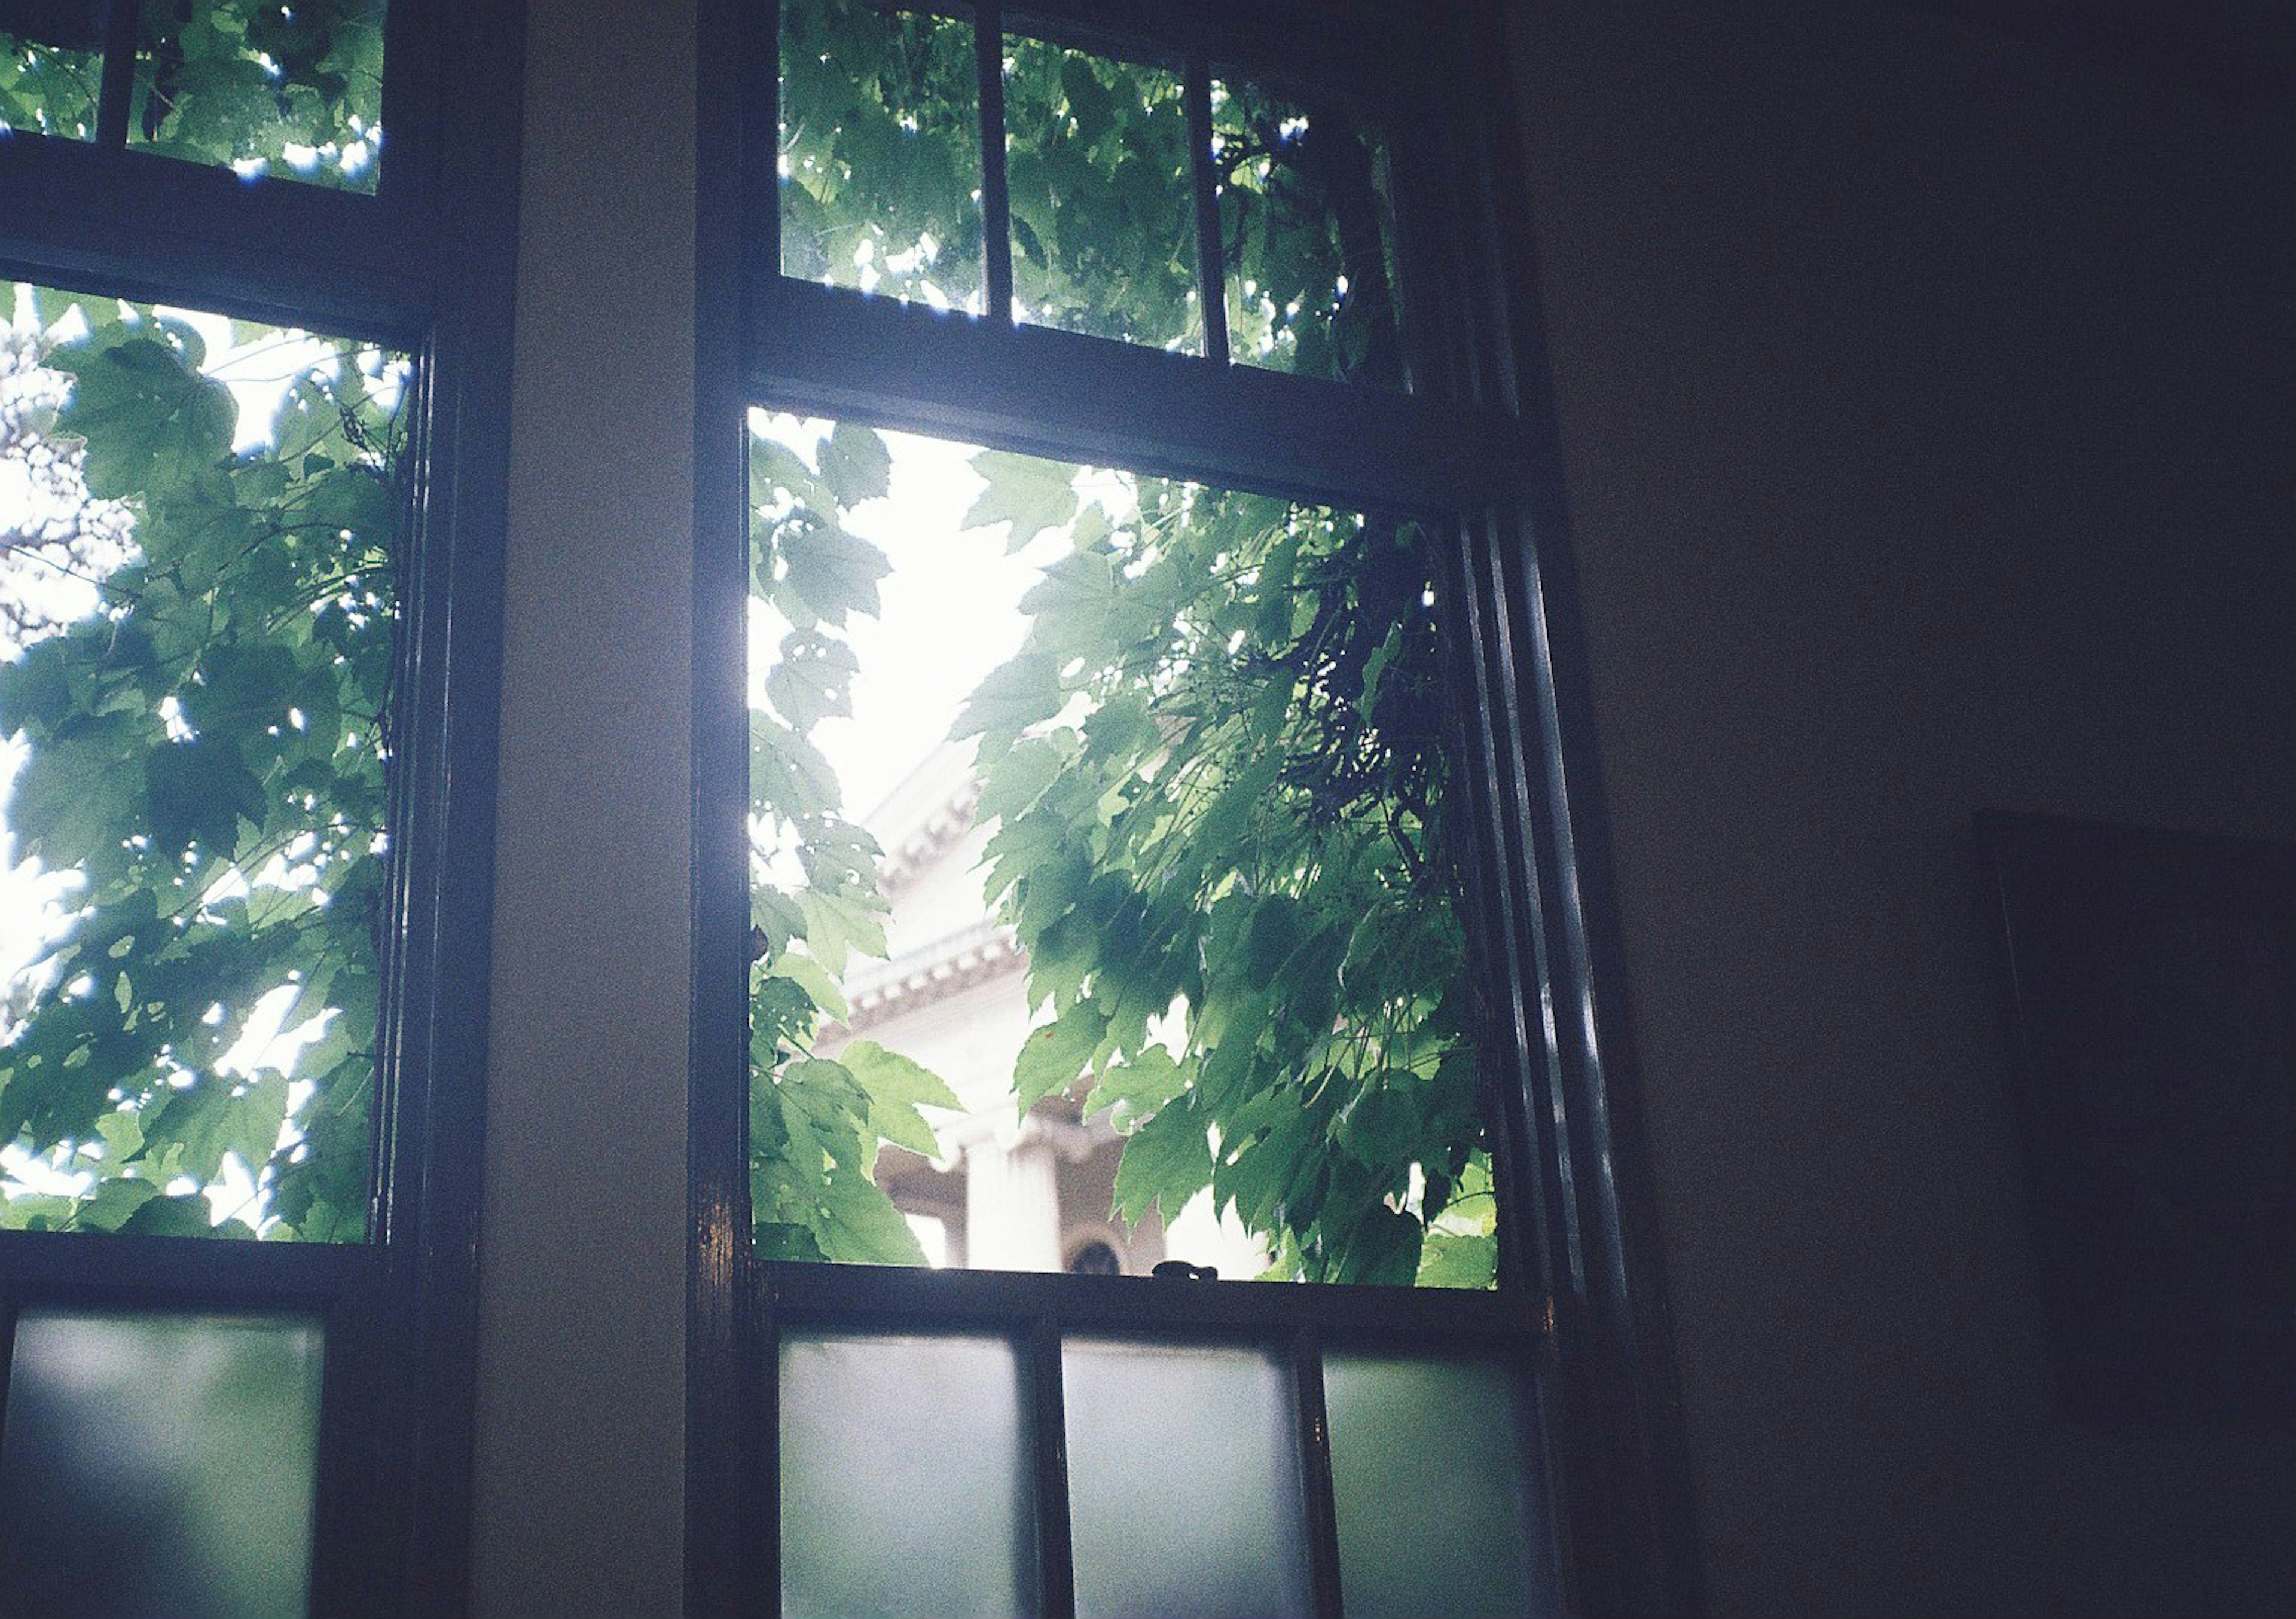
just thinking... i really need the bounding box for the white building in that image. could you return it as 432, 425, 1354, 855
822, 742, 1261, 1278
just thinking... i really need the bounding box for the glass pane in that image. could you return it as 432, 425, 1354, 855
1061, 1338, 1310, 1619
1004, 36, 1199, 351
1323, 1354, 1559, 1619
780, 1332, 1035, 1619
2, 279, 408, 1241
745, 412, 1500, 1285
779, 0, 985, 313
1213, 78, 1402, 386
0, 1, 106, 140
0, 1306, 324, 1619
129, 0, 385, 191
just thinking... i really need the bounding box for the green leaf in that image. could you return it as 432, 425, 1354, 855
750, 713, 841, 820
1083, 1045, 1190, 1125
974, 735, 1068, 825
144, 736, 265, 857
962, 449, 1078, 551
1112, 1094, 1214, 1226
842, 1038, 961, 1158
0, 636, 78, 734
750, 433, 833, 515
72, 1177, 161, 1233
817, 420, 893, 506
778, 516, 890, 626
765, 631, 859, 732
53, 334, 236, 501
767, 952, 848, 1022
793, 885, 886, 977
817, 1166, 930, 1264
142, 1070, 291, 1183
1013, 998, 1109, 1114
1338, 1205, 1425, 1286
120, 1191, 228, 1238
951, 652, 1062, 744
1337, 1083, 1416, 1170
8, 732, 141, 869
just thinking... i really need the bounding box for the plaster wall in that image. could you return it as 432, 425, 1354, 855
1511, 2, 2295, 1612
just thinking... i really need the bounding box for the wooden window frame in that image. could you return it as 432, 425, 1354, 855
691, 2, 1702, 1615
0, 1, 522, 1610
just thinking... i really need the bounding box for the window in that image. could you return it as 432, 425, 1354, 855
0, 0, 517, 1609
695, 2, 1693, 1617
0, 0, 385, 189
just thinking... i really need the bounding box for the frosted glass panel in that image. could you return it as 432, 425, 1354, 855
1324, 1354, 1557, 1619
780, 1332, 1036, 1619
0, 1307, 324, 1619
1062, 1339, 1310, 1619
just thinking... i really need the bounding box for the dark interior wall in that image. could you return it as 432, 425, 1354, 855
1507, 2, 2295, 1614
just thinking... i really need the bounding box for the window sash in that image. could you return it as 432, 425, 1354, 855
0, 0, 518, 1608
753, 0, 1530, 508
697, 1, 1705, 1614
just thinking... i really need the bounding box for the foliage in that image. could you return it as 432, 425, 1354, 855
746, 417, 962, 1264
776, 0, 1407, 375
1211, 77, 1403, 384
0, 1, 381, 186
954, 463, 1491, 1285
133, 0, 386, 188
1, 286, 404, 1239
746, 417, 1497, 1287
0, 28, 100, 140
778, 0, 984, 308
1002, 38, 1199, 350
764, 1, 1492, 1285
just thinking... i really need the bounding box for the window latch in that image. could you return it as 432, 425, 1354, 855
1150, 1260, 1219, 1282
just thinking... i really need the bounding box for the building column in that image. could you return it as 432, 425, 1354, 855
964, 1132, 1063, 1272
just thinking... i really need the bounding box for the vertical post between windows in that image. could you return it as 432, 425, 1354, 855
751, 0, 786, 303
1444, 512, 1565, 1302
1183, 53, 1229, 368
94, 0, 139, 148
975, 1, 1015, 323
1027, 1317, 1077, 1619
1291, 1328, 1345, 1619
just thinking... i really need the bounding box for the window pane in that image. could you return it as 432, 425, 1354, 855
2, 280, 407, 1241
1213, 78, 1402, 386
129, 0, 385, 191
0, 1306, 323, 1619
0, 1, 106, 140
1003, 36, 1199, 351
1061, 1338, 1310, 1619
780, 1331, 1036, 1619
779, 0, 985, 313
1323, 1353, 1559, 1619
747, 413, 1497, 1286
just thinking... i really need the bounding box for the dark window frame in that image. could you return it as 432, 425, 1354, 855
0, 1, 522, 1610
692, 1, 1702, 1615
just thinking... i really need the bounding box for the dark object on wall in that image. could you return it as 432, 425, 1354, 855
1978, 810, 2295, 1426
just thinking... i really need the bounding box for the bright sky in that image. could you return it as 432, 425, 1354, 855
749, 413, 1088, 822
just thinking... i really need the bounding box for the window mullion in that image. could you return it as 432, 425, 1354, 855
976, 1, 1016, 323
1027, 1317, 1079, 1619
94, 0, 139, 148
1183, 53, 1229, 366
755, 0, 784, 300
1292, 1327, 1346, 1619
